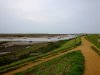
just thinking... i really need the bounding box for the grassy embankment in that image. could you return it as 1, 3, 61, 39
16, 50, 84, 75
86, 34, 100, 48
0, 37, 81, 74
86, 34, 100, 55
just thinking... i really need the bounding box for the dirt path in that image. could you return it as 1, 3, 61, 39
3, 37, 100, 75
75, 37, 100, 75
82, 37, 100, 75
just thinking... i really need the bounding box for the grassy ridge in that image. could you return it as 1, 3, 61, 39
91, 46, 100, 55
16, 50, 84, 75
86, 34, 100, 48
49, 37, 81, 53
0, 37, 81, 74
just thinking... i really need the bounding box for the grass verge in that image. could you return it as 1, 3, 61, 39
86, 34, 100, 48
91, 46, 100, 55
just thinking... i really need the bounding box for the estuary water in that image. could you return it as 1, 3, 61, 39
0, 35, 77, 42
0, 35, 77, 55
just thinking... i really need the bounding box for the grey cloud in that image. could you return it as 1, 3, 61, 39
0, 0, 100, 33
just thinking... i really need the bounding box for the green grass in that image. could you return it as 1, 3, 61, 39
86, 34, 100, 48
16, 42, 48, 55
16, 50, 84, 75
0, 37, 81, 74
44, 37, 81, 55
0, 43, 48, 65
54, 37, 81, 52
91, 46, 100, 55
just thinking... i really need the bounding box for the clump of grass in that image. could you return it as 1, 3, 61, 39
16, 50, 85, 75
91, 46, 100, 55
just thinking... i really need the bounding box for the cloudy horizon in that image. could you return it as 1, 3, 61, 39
0, 0, 100, 34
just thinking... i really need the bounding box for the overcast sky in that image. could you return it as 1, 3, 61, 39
0, 0, 100, 34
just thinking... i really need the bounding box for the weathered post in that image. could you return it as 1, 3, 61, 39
74, 35, 78, 46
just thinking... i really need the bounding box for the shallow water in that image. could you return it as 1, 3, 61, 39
0, 35, 77, 55
0, 35, 76, 42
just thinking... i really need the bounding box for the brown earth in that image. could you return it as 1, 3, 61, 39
3, 37, 100, 75
75, 37, 100, 75
79, 37, 100, 75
